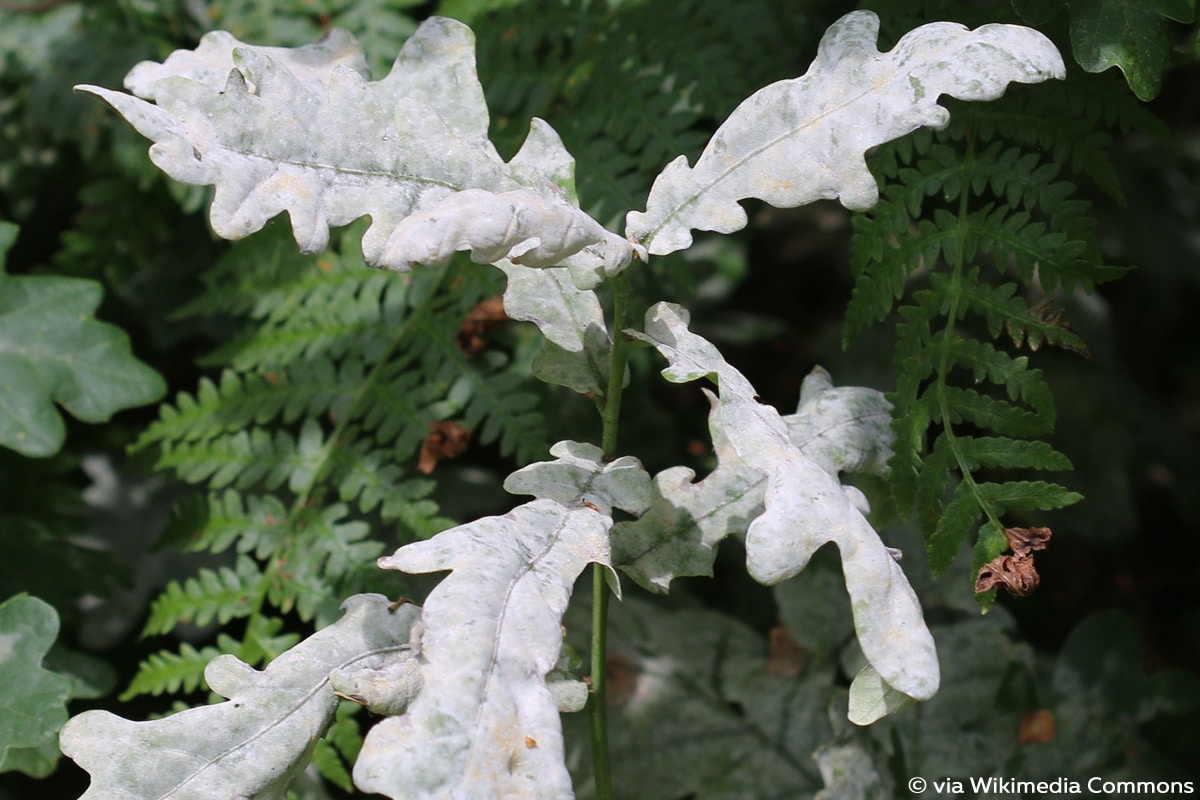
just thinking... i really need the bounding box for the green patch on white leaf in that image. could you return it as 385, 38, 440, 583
611, 464, 764, 593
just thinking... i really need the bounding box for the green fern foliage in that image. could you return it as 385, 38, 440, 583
846, 93, 1130, 605
126, 218, 555, 697
121, 612, 305, 701
310, 704, 365, 792
203, 0, 422, 76
119, 641, 222, 701
473, 0, 815, 226
142, 555, 261, 637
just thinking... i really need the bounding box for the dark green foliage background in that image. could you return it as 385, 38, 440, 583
2, 0, 1200, 796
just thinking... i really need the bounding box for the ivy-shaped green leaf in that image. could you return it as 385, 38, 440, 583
0, 595, 73, 776
0, 222, 165, 457
1013, 0, 1195, 100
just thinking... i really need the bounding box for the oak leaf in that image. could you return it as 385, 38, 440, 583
356, 441, 643, 798
626, 10, 1065, 255
77, 18, 635, 287
60, 596, 420, 800
632, 302, 939, 720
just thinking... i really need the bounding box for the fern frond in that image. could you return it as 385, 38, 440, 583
137, 234, 547, 664
137, 356, 441, 456
201, 270, 405, 372
952, 436, 1073, 472
935, 338, 1056, 423
850, 93, 1128, 601
937, 386, 1049, 437
120, 642, 221, 701
263, 551, 337, 624
845, 204, 946, 342
327, 437, 447, 529
136, 369, 312, 448
962, 73, 1166, 202
311, 708, 364, 793
421, 270, 551, 464
163, 491, 288, 557
295, 503, 381, 581
960, 203, 1109, 292
143, 555, 262, 637
448, 364, 547, 465
152, 422, 323, 492
223, 615, 301, 668
475, 0, 812, 224
960, 277, 1090, 355
973, 479, 1083, 515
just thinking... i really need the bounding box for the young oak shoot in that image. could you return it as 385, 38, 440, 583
67, 10, 1064, 799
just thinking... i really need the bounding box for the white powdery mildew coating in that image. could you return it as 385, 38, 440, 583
626, 10, 1064, 255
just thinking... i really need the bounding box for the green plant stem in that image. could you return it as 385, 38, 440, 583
934, 130, 1004, 539
589, 267, 633, 800
600, 269, 633, 458
589, 563, 613, 800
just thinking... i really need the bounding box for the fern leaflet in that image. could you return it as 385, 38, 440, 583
119, 642, 222, 701
143, 555, 262, 637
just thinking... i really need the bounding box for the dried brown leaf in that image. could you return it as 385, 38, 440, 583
417, 421, 472, 474
1003, 525, 1051, 555
766, 626, 808, 677
975, 554, 1039, 596
976, 526, 1053, 597
457, 295, 508, 357
1017, 709, 1056, 744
